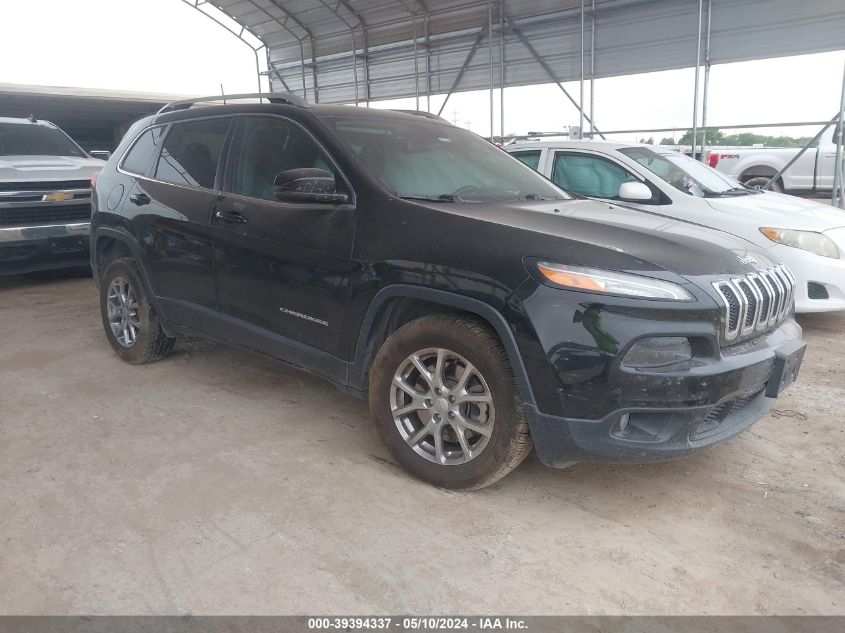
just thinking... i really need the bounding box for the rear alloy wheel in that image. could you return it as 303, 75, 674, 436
369, 315, 532, 489
99, 258, 175, 364
106, 276, 141, 348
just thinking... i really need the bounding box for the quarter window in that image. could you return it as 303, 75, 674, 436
120, 127, 163, 176
155, 118, 231, 189
510, 150, 542, 171
228, 116, 340, 202
552, 152, 638, 198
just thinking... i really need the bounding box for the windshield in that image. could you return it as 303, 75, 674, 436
619, 146, 755, 197
0, 123, 86, 157
327, 115, 570, 202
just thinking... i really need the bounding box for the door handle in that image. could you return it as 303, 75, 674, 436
129, 193, 151, 206
214, 209, 248, 224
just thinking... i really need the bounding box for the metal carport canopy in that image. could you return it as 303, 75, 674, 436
207, 0, 845, 105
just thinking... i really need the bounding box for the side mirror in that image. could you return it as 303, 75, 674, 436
273, 168, 349, 204
618, 181, 652, 202
89, 150, 112, 161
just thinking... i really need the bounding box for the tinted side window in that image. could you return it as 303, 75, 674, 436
155, 118, 231, 189
552, 152, 637, 198
120, 127, 163, 176
229, 116, 340, 202
510, 150, 542, 171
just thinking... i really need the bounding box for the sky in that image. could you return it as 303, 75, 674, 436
1, 0, 843, 141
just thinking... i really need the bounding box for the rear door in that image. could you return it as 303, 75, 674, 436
124, 116, 233, 335
509, 148, 545, 173
211, 114, 357, 379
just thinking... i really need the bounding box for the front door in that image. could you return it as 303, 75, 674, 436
816, 122, 841, 190
211, 114, 357, 380
549, 150, 643, 201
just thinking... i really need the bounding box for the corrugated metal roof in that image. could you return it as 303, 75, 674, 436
209, 0, 845, 104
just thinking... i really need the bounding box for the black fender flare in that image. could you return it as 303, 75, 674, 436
348, 284, 536, 408
91, 226, 173, 334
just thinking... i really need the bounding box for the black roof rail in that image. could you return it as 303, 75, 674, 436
391, 109, 452, 124
157, 92, 308, 115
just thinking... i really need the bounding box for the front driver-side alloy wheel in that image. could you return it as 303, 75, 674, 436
369, 315, 532, 489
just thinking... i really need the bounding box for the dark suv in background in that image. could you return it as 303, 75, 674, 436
90, 94, 805, 489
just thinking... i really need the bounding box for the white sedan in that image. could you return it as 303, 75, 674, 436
507, 139, 845, 313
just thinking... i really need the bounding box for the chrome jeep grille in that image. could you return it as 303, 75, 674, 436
712, 265, 795, 343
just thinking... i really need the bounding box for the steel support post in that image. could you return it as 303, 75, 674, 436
499, 0, 505, 138
351, 30, 359, 105
833, 60, 845, 208
691, 0, 703, 159
425, 16, 432, 112
699, 0, 712, 162
253, 47, 262, 92
310, 38, 319, 103
488, 0, 495, 140
589, 0, 595, 137
579, 0, 585, 135
413, 13, 420, 110
361, 26, 370, 104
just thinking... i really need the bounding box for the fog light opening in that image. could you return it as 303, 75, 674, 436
621, 337, 693, 369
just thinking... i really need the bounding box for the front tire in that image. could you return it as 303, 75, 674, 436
99, 258, 175, 364
368, 315, 532, 489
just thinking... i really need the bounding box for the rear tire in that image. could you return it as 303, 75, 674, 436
743, 176, 783, 193
368, 315, 532, 489
99, 258, 175, 364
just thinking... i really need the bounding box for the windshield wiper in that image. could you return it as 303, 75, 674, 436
717, 186, 757, 196
521, 193, 548, 200
397, 194, 459, 203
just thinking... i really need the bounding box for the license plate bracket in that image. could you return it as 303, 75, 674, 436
49, 236, 86, 254
765, 339, 806, 398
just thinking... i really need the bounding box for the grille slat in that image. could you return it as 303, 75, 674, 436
753, 275, 773, 324
0, 203, 91, 226
736, 279, 759, 331
0, 179, 91, 192
713, 266, 794, 343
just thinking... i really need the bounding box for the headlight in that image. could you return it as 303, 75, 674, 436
536, 262, 694, 301
759, 228, 840, 259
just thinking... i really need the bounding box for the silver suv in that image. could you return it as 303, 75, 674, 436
0, 116, 105, 274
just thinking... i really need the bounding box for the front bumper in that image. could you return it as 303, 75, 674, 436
524, 320, 804, 466
0, 222, 90, 275
767, 242, 845, 313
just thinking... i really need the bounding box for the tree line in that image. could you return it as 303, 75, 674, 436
640, 129, 814, 148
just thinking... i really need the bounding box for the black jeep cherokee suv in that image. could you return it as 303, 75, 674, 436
90, 94, 805, 489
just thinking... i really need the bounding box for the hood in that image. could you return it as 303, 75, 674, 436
705, 191, 845, 232
428, 197, 775, 278
0, 155, 105, 182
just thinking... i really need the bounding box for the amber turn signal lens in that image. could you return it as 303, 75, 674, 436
760, 228, 782, 241
537, 263, 604, 291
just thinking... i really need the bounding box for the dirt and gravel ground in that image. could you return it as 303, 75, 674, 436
1, 269, 843, 615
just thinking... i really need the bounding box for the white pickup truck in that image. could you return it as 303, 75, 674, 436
709, 123, 842, 194
0, 116, 105, 275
